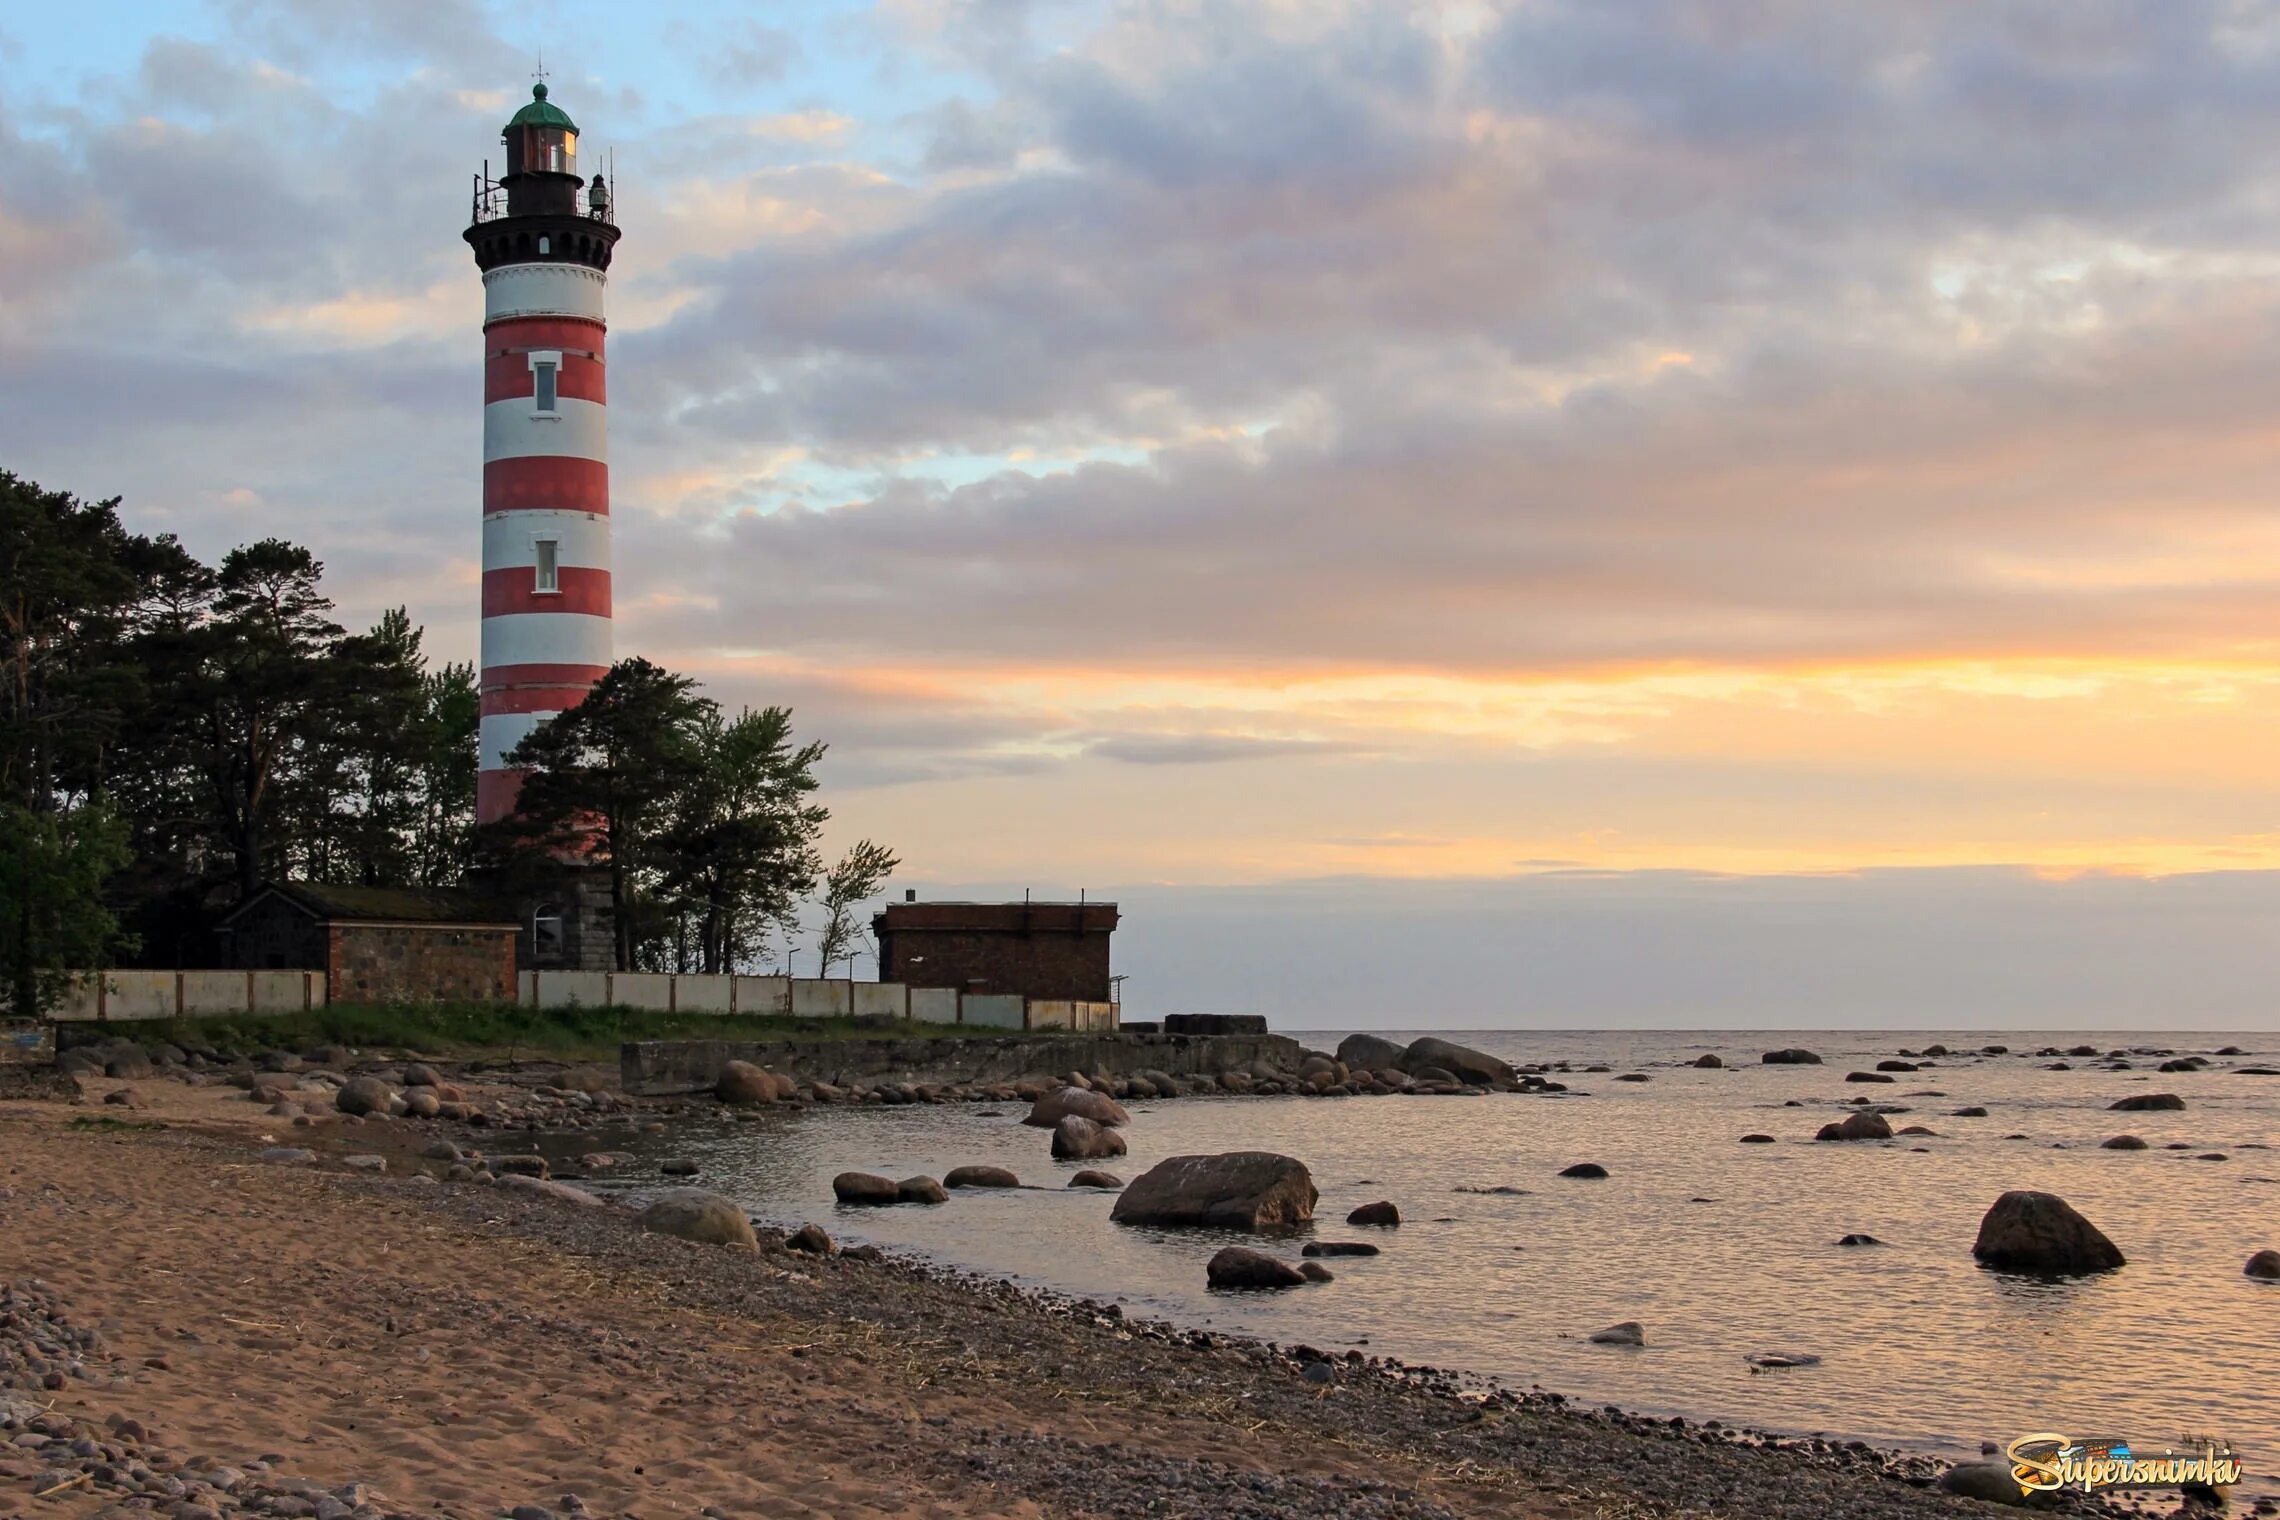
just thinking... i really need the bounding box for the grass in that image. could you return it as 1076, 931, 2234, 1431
67, 1001, 1002, 1062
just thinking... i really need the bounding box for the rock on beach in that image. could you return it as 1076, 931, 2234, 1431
334, 1076, 393, 1116
638, 1189, 757, 1250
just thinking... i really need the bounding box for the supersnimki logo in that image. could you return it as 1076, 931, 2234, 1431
2006, 1434, 2243, 1496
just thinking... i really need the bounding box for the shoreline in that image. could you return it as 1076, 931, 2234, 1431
0, 1063, 2138, 1519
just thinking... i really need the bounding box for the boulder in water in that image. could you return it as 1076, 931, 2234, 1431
1067, 1170, 1124, 1189
1588, 1321, 1644, 1346
832, 1171, 901, 1205
1739, 1133, 1775, 1144
896, 1176, 948, 1204
1972, 1190, 2124, 1274
944, 1165, 1021, 1189
1024, 1085, 1131, 1128
1744, 1351, 1821, 1369
1111, 1152, 1317, 1231
2109, 1092, 2184, 1111
1051, 1115, 1128, 1160
1302, 1241, 1380, 1257
1398, 1037, 1518, 1090
1693, 1053, 1723, 1068
1206, 1246, 1306, 1290
2100, 1134, 2148, 1150
1346, 1200, 1400, 1226
2244, 1249, 2280, 1280
1815, 1111, 1892, 1141
1761, 1048, 1821, 1065
1558, 1162, 1609, 1178
717, 1060, 792, 1105
1335, 1033, 1407, 1073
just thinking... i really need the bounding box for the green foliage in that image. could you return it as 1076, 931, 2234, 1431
496, 662, 853, 975
658, 705, 827, 973
0, 798, 131, 1016
813, 839, 900, 976
1, 467, 888, 992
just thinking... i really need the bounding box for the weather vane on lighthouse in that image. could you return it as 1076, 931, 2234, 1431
463, 77, 622, 829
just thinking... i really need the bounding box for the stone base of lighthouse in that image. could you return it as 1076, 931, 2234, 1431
471, 863, 617, 973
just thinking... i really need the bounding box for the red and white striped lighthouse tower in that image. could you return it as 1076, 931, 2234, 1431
465, 82, 622, 825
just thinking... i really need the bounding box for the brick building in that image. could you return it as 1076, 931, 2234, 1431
218, 883, 520, 1005
872, 900, 1118, 1002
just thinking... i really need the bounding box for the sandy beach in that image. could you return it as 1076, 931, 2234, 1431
0, 1066, 2129, 1520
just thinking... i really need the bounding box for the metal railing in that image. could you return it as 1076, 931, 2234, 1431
469, 172, 616, 226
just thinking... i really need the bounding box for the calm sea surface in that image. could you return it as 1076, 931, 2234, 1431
575, 1030, 2280, 1463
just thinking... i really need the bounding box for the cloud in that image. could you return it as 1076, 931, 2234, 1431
6, 0, 2280, 895
1085, 733, 1363, 765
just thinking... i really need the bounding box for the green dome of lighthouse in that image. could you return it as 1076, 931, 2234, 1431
507, 81, 577, 133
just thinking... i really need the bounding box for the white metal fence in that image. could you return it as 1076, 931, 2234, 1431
517, 971, 1112, 1030
52, 970, 328, 1022
43, 968, 1113, 1031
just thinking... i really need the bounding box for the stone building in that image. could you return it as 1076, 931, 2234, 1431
872, 899, 1119, 1002
218, 883, 519, 1004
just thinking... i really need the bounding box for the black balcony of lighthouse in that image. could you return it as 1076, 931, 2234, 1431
465, 83, 621, 274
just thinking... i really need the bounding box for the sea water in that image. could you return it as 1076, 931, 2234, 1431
581, 1030, 2280, 1460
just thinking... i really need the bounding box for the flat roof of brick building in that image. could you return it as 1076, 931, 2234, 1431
873, 902, 1118, 933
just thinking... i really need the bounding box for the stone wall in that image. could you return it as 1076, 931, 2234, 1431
328, 924, 517, 1004
620, 1030, 1306, 1096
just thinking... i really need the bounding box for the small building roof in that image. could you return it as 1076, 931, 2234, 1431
222, 882, 519, 929
873, 901, 1118, 933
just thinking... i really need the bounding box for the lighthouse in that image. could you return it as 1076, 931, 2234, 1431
465, 82, 621, 826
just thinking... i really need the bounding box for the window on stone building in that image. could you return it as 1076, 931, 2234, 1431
533, 904, 565, 961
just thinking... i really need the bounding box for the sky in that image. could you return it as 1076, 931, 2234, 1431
3, 1, 2278, 1027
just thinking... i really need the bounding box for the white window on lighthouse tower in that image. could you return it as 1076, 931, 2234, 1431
534, 537, 560, 594
529, 350, 561, 415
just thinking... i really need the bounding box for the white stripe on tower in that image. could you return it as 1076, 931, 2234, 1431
478, 259, 612, 825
